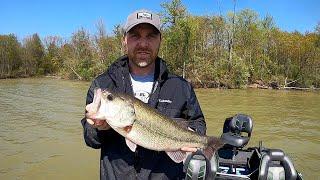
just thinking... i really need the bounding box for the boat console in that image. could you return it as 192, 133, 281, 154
184, 114, 303, 180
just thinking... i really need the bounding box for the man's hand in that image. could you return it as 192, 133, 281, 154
86, 118, 111, 130
181, 147, 197, 152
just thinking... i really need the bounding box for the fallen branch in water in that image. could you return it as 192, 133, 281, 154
284, 77, 299, 87
282, 86, 320, 91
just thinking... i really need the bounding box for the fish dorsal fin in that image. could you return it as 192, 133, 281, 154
125, 139, 137, 152
166, 151, 187, 163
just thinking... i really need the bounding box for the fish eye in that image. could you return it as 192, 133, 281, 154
107, 94, 113, 101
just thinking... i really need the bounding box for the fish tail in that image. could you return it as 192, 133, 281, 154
203, 136, 224, 160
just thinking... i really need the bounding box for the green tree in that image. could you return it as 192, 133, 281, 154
0, 34, 22, 78
160, 0, 187, 27
30, 33, 46, 74
2, 3, 319, 88
69, 28, 94, 80
160, 0, 194, 79
92, 21, 123, 75
21, 34, 45, 76
44, 36, 63, 74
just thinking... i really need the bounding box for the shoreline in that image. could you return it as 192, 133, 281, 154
2, 75, 319, 91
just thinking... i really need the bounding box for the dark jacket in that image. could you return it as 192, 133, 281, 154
81, 55, 206, 180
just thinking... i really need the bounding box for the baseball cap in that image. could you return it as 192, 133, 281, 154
124, 9, 161, 33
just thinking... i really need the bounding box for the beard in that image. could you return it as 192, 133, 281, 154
128, 47, 159, 68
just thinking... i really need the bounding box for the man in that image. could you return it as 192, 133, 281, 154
81, 9, 206, 179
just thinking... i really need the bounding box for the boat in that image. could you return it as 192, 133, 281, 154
184, 114, 304, 180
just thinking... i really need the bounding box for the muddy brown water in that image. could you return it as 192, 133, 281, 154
0, 78, 319, 179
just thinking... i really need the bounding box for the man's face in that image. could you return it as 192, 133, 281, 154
124, 23, 161, 69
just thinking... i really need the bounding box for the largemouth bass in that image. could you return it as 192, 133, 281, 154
88, 89, 224, 163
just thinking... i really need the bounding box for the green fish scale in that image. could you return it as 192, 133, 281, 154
133, 99, 207, 143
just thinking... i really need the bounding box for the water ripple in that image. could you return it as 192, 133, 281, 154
0, 79, 319, 179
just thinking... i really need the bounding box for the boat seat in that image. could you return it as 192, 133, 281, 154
221, 114, 253, 148
184, 149, 218, 179
259, 149, 297, 180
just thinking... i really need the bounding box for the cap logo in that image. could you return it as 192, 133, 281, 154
137, 12, 152, 20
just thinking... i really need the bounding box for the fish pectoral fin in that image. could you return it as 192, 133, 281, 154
125, 138, 137, 152
166, 151, 187, 163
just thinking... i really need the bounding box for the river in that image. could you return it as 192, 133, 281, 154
0, 78, 319, 179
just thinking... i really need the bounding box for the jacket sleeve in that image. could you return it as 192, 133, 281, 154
81, 78, 115, 149
184, 84, 207, 136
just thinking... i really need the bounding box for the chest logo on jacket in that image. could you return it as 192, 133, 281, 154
158, 99, 172, 104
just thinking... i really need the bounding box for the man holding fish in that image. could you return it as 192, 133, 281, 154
81, 9, 223, 180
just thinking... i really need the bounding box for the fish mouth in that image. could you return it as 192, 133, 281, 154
85, 88, 103, 119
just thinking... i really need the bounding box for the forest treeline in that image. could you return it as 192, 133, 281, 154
1, 0, 320, 88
